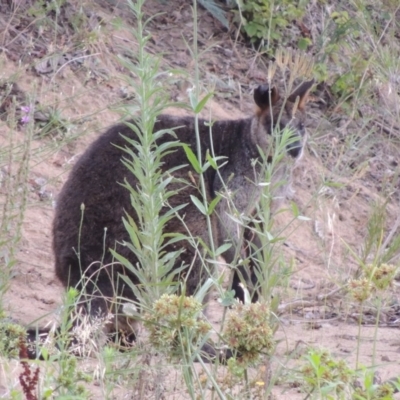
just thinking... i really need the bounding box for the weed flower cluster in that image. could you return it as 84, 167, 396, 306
223, 302, 274, 365
364, 263, 397, 291
349, 263, 397, 302
348, 278, 373, 303
143, 294, 211, 357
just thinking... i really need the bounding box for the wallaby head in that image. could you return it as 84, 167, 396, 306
45, 79, 314, 359
250, 79, 314, 159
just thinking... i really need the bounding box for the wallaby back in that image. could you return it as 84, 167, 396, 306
53, 80, 314, 331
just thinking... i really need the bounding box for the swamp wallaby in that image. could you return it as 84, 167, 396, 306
51, 80, 313, 345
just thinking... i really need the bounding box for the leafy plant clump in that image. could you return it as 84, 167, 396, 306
236, 0, 308, 50
300, 349, 355, 397
299, 349, 397, 399
0, 319, 27, 358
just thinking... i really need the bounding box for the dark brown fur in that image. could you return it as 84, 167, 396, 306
53, 81, 314, 333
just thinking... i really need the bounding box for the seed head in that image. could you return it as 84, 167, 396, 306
223, 302, 274, 365
348, 278, 373, 303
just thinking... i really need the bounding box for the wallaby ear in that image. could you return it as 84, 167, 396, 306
288, 79, 315, 110
254, 85, 280, 111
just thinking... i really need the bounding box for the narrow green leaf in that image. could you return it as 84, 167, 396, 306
215, 242, 232, 256
40, 347, 49, 361
208, 194, 221, 215
188, 88, 196, 110
163, 202, 188, 219
190, 195, 207, 215
182, 143, 201, 174
110, 250, 135, 273
291, 201, 300, 218
202, 161, 211, 172
194, 277, 215, 303
122, 215, 141, 249
324, 181, 344, 188
194, 92, 214, 114
206, 149, 218, 170
163, 233, 189, 245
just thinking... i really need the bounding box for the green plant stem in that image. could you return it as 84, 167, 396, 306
191, 0, 216, 259
196, 355, 227, 400
356, 304, 363, 369
371, 296, 382, 366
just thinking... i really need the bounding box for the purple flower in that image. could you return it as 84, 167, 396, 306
20, 105, 32, 125
21, 106, 31, 113
21, 115, 30, 124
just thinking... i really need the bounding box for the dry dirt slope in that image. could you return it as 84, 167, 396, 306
0, 0, 400, 397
